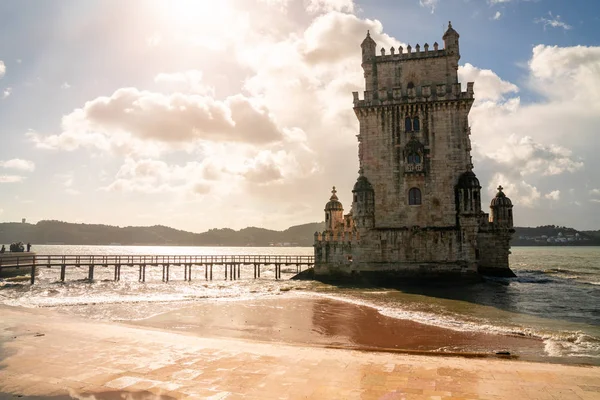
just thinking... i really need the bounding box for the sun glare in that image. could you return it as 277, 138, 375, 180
161, 0, 232, 27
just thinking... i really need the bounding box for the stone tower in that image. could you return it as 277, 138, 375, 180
314, 23, 516, 281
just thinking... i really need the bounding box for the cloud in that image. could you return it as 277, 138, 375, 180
61, 82, 71, 89
545, 190, 560, 201
2, 87, 11, 99
0, 175, 25, 183
492, 11, 502, 20
28, 89, 289, 153
534, 12, 572, 31
0, 61, 5, 78
0, 159, 35, 172
306, 0, 354, 13
459, 63, 518, 102
419, 0, 438, 13
154, 70, 214, 95
486, 135, 583, 177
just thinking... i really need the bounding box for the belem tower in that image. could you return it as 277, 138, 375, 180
313, 22, 516, 281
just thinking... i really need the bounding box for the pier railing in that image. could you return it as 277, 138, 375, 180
0, 254, 314, 284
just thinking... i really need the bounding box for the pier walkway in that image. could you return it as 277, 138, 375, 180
0, 254, 314, 284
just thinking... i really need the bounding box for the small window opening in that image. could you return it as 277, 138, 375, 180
405, 117, 412, 132
409, 188, 422, 205
413, 117, 420, 131
407, 153, 421, 164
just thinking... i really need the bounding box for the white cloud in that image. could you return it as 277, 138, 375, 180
154, 70, 214, 95
28, 89, 290, 155
0, 159, 35, 172
486, 135, 583, 177
61, 82, 71, 89
459, 63, 518, 102
419, 0, 438, 13
545, 190, 560, 201
0, 61, 5, 78
2, 87, 11, 99
306, 0, 354, 13
492, 11, 502, 20
0, 175, 25, 183
534, 12, 572, 31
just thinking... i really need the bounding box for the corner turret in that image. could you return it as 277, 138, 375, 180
361, 30, 376, 62
443, 21, 460, 59
489, 186, 513, 228
352, 168, 375, 228
324, 186, 344, 232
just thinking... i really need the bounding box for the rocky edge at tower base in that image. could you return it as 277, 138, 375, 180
313, 23, 516, 283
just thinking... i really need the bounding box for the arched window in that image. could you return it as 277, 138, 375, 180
407, 153, 421, 164
413, 117, 420, 131
405, 117, 412, 132
408, 188, 421, 205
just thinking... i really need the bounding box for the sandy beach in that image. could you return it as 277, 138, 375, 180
1, 297, 599, 399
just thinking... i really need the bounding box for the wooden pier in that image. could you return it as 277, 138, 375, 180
0, 254, 314, 284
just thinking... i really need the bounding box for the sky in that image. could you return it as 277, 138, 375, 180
1, 0, 599, 232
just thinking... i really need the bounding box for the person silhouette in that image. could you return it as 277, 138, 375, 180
27, 243, 31, 252
0, 245, 5, 254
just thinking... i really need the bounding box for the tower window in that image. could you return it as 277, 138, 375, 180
407, 82, 415, 89
407, 153, 421, 164
409, 188, 421, 205
413, 117, 420, 131
405, 117, 412, 132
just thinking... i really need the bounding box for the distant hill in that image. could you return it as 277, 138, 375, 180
0, 220, 325, 247
0, 220, 598, 247
513, 225, 600, 246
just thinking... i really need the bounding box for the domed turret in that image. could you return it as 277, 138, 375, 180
325, 186, 343, 211
361, 30, 376, 62
490, 186, 513, 228
324, 186, 344, 232
456, 170, 481, 214
457, 170, 480, 189
352, 168, 374, 228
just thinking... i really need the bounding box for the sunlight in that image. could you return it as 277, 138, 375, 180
161, 0, 232, 27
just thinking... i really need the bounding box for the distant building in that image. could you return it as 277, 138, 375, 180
314, 23, 515, 281
21, 218, 26, 224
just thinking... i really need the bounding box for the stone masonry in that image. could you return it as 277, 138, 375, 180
314, 22, 516, 281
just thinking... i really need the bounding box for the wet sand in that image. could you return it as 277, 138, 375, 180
129, 297, 546, 361
1, 300, 599, 399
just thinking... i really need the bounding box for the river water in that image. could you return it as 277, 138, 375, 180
1, 245, 598, 364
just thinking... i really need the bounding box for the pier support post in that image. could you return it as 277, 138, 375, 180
184, 264, 188, 281
237, 264, 240, 279
166, 265, 170, 282
205, 264, 208, 280
60, 265, 66, 282
210, 264, 213, 281
258, 264, 261, 278
30, 258, 36, 285
254, 263, 256, 279
88, 265, 94, 282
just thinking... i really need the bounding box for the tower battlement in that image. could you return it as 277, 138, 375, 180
370, 42, 444, 62
352, 82, 474, 107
